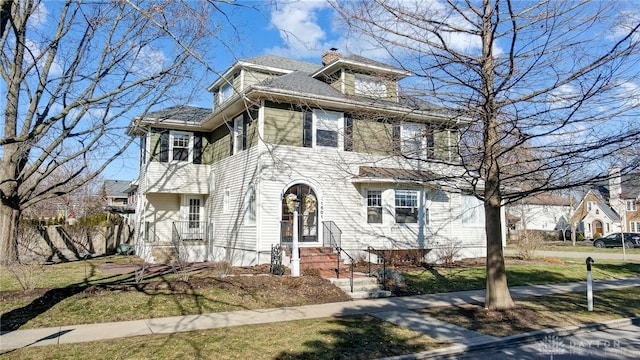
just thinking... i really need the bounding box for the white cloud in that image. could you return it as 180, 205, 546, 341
266, 1, 332, 58
131, 45, 166, 78
28, 2, 48, 29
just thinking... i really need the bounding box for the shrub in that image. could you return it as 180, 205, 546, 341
515, 231, 544, 260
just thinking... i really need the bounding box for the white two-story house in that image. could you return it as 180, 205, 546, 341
127, 50, 497, 266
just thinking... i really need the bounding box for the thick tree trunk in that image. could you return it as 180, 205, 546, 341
485, 199, 515, 309
0, 202, 20, 264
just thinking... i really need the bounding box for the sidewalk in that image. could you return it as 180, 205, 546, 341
2, 277, 640, 354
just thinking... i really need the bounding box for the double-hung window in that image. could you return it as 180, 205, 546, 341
219, 82, 233, 105
626, 200, 637, 211
313, 110, 343, 148
170, 131, 191, 162
587, 201, 596, 212
395, 190, 418, 223
367, 190, 383, 224
401, 123, 434, 159
630, 221, 640, 232
354, 74, 387, 98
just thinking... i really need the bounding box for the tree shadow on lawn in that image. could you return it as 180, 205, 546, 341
273, 315, 445, 360
0, 261, 214, 333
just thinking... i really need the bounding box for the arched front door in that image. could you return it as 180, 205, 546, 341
282, 184, 318, 243
593, 220, 603, 237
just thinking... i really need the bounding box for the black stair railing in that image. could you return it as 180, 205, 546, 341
323, 221, 354, 292
367, 246, 388, 290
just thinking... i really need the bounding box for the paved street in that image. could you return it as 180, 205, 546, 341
434, 321, 640, 359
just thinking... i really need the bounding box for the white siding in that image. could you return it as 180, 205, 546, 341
145, 162, 212, 194
207, 148, 260, 263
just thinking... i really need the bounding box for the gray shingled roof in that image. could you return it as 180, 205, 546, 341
343, 54, 405, 73
259, 71, 344, 98
143, 105, 211, 123
620, 174, 640, 199
242, 55, 321, 74
103, 180, 130, 198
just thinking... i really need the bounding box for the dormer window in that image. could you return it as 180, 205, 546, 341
355, 74, 387, 98
220, 83, 233, 103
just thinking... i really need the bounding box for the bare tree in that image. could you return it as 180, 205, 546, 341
333, 0, 640, 309
0, 0, 232, 263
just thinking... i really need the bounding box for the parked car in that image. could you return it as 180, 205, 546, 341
593, 233, 640, 249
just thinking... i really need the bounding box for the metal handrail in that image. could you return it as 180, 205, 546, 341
367, 246, 388, 290
323, 221, 353, 292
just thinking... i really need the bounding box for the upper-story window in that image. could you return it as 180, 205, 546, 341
401, 123, 434, 159
170, 131, 192, 162
355, 74, 387, 98
626, 200, 636, 211
587, 201, 596, 211
233, 115, 244, 154
313, 110, 344, 148
155, 129, 202, 164
220, 83, 233, 104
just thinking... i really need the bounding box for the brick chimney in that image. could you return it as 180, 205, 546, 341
321, 48, 341, 65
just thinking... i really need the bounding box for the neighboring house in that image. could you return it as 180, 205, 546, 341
102, 180, 135, 214
506, 193, 572, 233
128, 50, 500, 266
608, 168, 640, 232
571, 189, 620, 239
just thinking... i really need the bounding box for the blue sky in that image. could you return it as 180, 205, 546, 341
104, 1, 352, 180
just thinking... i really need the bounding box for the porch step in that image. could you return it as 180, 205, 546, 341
328, 277, 392, 299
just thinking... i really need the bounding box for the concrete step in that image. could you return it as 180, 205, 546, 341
328, 276, 392, 299
349, 289, 393, 299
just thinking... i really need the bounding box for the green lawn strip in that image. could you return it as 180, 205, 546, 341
0, 283, 326, 330
420, 286, 640, 338
403, 261, 640, 294
0, 315, 447, 360
0, 256, 144, 291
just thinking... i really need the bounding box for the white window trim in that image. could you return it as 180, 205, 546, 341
244, 183, 256, 226
394, 189, 419, 224
365, 189, 383, 224
626, 200, 637, 212
630, 221, 640, 232
219, 82, 233, 104
223, 189, 230, 214
233, 115, 244, 154
181, 195, 204, 230
400, 122, 434, 160
169, 131, 193, 163
354, 74, 387, 97
312, 109, 344, 149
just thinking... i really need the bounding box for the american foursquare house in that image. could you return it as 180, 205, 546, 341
127, 50, 498, 267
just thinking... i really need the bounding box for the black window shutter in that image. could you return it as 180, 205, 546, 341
193, 133, 202, 164
303, 110, 313, 148
160, 130, 169, 162
344, 113, 353, 151
392, 123, 401, 154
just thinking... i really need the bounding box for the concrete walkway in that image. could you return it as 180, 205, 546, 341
2, 277, 639, 354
